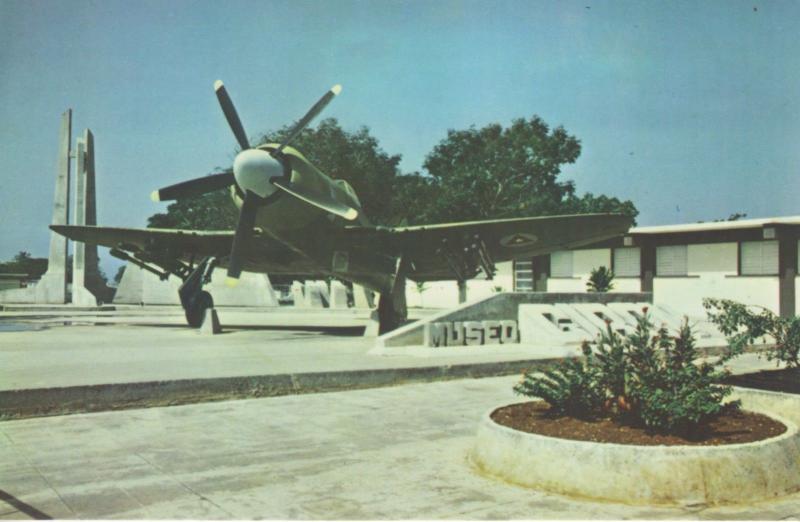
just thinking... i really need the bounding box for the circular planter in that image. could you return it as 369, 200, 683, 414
471, 395, 800, 506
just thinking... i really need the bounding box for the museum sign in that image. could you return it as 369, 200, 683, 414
423, 320, 519, 347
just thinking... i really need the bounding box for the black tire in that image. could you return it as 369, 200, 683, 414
185, 291, 214, 328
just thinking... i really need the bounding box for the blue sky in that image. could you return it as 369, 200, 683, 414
1, 0, 798, 276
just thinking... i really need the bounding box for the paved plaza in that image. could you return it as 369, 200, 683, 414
1, 375, 799, 520
1, 305, 798, 519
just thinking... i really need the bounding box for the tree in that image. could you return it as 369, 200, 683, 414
147, 184, 238, 230
587, 266, 615, 293
114, 265, 126, 284
0, 251, 48, 278
423, 116, 638, 223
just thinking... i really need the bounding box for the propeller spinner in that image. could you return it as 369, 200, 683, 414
150, 80, 357, 286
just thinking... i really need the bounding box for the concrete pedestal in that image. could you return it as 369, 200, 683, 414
304, 280, 327, 308
330, 280, 349, 308
353, 284, 375, 309
112, 263, 145, 304
291, 281, 306, 307
114, 264, 278, 306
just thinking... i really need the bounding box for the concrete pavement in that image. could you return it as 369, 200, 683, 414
0, 305, 781, 420
2, 375, 799, 519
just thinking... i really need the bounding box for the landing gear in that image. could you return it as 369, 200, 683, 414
378, 291, 407, 334
184, 290, 214, 327
178, 257, 217, 328
377, 255, 410, 335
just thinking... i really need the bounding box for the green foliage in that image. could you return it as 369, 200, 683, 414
114, 265, 126, 284
587, 266, 615, 293
423, 116, 638, 223
514, 310, 740, 436
514, 343, 605, 419
704, 298, 799, 369
147, 186, 238, 230
146, 115, 639, 230
626, 318, 738, 436
0, 251, 48, 278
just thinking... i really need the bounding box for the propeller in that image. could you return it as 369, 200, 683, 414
150, 172, 234, 202
214, 80, 251, 150
226, 190, 259, 284
151, 80, 358, 286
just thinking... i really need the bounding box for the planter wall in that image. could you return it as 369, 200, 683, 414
471, 388, 800, 506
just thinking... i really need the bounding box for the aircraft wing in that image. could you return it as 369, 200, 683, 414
50, 225, 317, 275
343, 213, 633, 281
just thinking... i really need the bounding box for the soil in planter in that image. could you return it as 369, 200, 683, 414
491, 402, 787, 446
725, 367, 800, 395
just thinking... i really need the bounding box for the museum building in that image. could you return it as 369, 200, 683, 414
512, 215, 800, 318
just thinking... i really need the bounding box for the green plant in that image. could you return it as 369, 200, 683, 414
703, 298, 800, 368
587, 266, 614, 293
514, 309, 740, 436
514, 343, 605, 419
626, 317, 738, 436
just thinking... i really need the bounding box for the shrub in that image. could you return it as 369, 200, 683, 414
703, 298, 799, 369
587, 266, 614, 292
514, 343, 605, 419
626, 318, 738, 436
514, 309, 740, 436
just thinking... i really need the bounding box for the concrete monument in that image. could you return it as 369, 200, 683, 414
35, 109, 72, 303
72, 129, 109, 305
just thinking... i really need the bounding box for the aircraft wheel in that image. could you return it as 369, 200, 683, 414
185, 291, 214, 328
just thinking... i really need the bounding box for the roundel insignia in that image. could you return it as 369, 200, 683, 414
500, 233, 538, 248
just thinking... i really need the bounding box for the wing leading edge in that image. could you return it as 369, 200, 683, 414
49, 225, 316, 276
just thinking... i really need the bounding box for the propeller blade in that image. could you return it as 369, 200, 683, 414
214, 80, 251, 151
151, 172, 235, 202
271, 177, 358, 221
274, 84, 341, 154
226, 191, 259, 285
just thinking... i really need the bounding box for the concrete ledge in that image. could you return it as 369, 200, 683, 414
471, 389, 800, 506
378, 292, 653, 348
0, 357, 565, 421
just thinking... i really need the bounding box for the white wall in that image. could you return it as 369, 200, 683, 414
654, 276, 779, 317
543, 241, 781, 317
548, 248, 614, 293
406, 261, 513, 308
653, 242, 778, 316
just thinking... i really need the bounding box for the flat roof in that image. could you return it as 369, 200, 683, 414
630, 215, 800, 236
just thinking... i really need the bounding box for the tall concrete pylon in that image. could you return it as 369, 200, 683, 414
34, 109, 72, 303
72, 129, 107, 305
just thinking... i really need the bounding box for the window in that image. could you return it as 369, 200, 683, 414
740, 240, 778, 275
514, 261, 533, 291
656, 245, 688, 276
550, 251, 573, 278
613, 247, 640, 277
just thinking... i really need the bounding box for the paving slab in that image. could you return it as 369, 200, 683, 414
1, 376, 799, 519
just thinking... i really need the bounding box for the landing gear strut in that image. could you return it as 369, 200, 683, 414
378, 255, 410, 335
178, 257, 217, 328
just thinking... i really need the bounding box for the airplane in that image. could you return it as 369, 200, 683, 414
52, 81, 633, 334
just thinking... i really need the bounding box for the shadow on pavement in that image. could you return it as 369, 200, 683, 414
0, 489, 53, 520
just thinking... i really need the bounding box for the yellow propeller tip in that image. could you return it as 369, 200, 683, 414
214, 80, 224, 91
150, 190, 161, 202
225, 277, 240, 288
343, 208, 358, 221
331, 84, 342, 96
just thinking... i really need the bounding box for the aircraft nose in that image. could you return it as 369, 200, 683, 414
232, 148, 284, 198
